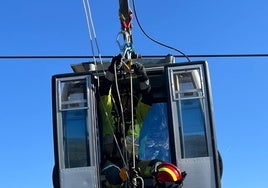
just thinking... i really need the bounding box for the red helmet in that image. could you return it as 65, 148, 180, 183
155, 162, 186, 184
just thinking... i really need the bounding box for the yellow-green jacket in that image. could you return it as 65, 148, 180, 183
99, 89, 151, 139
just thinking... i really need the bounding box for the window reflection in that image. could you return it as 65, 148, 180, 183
180, 99, 208, 158
139, 103, 171, 162
62, 110, 90, 168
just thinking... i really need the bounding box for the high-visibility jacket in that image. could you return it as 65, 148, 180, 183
99, 89, 151, 139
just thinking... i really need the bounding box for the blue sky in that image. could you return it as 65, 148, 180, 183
1, 0, 268, 187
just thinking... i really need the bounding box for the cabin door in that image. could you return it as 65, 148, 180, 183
52, 74, 100, 188
165, 62, 221, 188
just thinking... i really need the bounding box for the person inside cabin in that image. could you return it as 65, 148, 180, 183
101, 158, 187, 188
98, 54, 153, 187
99, 54, 153, 155
98, 54, 187, 188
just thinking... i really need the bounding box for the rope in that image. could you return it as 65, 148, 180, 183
118, 59, 143, 188
82, 0, 104, 73
82, 0, 130, 175
129, 68, 136, 169
98, 91, 127, 168
114, 63, 129, 167
117, 0, 142, 182
113, 59, 143, 187
83, 1, 141, 186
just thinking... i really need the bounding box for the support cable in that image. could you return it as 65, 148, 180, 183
82, 0, 105, 72
82, 0, 96, 62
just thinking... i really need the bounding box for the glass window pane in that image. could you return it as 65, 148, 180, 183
171, 68, 208, 158
180, 99, 208, 158
62, 110, 90, 168
173, 69, 203, 100
60, 79, 87, 110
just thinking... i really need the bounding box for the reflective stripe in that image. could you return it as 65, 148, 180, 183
158, 167, 178, 182
102, 164, 121, 172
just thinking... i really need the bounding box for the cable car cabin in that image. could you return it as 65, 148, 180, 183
51, 55, 222, 188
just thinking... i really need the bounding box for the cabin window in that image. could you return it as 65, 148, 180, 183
62, 110, 90, 168
179, 99, 208, 158
58, 78, 90, 168
60, 79, 87, 110
172, 69, 208, 158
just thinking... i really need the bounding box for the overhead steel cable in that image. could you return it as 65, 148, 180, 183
1, 53, 268, 59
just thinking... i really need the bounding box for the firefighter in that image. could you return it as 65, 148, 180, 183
99, 54, 152, 159
101, 159, 187, 188
99, 55, 187, 188
99, 54, 153, 187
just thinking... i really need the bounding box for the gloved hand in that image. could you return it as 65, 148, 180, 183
132, 62, 148, 81
100, 54, 123, 95
105, 54, 122, 82
108, 54, 123, 72
132, 62, 150, 90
